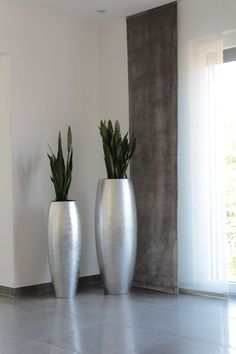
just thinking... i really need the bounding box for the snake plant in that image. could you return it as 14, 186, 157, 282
99, 120, 136, 179
47, 127, 73, 201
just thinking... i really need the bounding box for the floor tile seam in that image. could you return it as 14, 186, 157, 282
55, 297, 114, 306
181, 334, 236, 350
14, 329, 39, 339
140, 328, 181, 345
13, 305, 95, 319
30, 338, 82, 353
72, 311, 122, 323
10, 303, 58, 316
15, 325, 84, 342
73, 305, 159, 319
3, 303, 46, 311
78, 317, 115, 330
123, 301, 175, 308
150, 324, 199, 338
0, 337, 37, 351
112, 318, 193, 338
166, 305, 233, 312
78, 299, 163, 307
145, 334, 184, 348
14, 295, 104, 306
34, 307, 90, 318
72, 306, 139, 319
131, 301, 180, 309
10, 296, 178, 308
72, 318, 116, 332
74, 298, 119, 306
68, 313, 116, 329
128, 296, 179, 303
9, 310, 76, 323
111, 310, 195, 332
130, 335, 185, 354
0, 337, 79, 353
73, 318, 167, 333
72, 295, 109, 304
119, 302, 174, 313
181, 335, 233, 348
19, 298, 166, 310
32, 319, 115, 343
167, 302, 236, 311
24, 298, 98, 307
18, 328, 76, 343
158, 307, 233, 321
179, 336, 224, 349
169, 309, 229, 320
154, 301, 179, 307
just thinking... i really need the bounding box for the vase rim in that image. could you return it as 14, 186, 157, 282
98, 178, 132, 181
50, 200, 76, 203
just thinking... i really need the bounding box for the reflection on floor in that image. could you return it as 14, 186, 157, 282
0, 284, 235, 353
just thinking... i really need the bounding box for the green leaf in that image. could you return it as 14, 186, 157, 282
108, 120, 113, 134
67, 126, 72, 152
129, 136, 136, 159
114, 120, 121, 139
103, 143, 114, 178
47, 126, 73, 201
98, 120, 137, 179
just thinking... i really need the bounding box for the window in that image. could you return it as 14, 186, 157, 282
223, 45, 236, 294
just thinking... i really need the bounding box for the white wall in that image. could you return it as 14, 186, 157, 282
99, 20, 129, 135
223, 0, 236, 33
0, 4, 103, 287
0, 4, 130, 288
0, 54, 14, 287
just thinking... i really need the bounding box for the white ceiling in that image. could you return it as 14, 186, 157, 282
7, 0, 173, 25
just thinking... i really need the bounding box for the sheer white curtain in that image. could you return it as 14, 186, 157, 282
178, 0, 236, 296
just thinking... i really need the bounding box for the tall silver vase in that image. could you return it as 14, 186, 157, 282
47, 201, 81, 298
95, 179, 137, 295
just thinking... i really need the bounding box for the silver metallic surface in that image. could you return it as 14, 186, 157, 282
47, 201, 81, 298
95, 179, 137, 295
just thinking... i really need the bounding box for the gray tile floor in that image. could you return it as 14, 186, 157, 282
0, 285, 236, 353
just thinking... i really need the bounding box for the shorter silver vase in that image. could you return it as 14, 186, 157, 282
95, 179, 137, 295
47, 201, 81, 298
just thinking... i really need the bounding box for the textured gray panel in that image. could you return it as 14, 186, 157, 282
127, 2, 178, 294
223, 47, 236, 63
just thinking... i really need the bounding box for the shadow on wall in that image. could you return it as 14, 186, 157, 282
14, 146, 50, 286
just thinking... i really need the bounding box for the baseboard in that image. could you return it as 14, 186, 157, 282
0, 285, 16, 297
133, 280, 179, 295
0, 274, 102, 297
1, 275, 181, 297
179, 287, 228, 299
15, 282, 54, 297
78, 274, 101, 286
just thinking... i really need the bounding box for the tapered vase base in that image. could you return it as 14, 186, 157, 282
104, 289, 130, 295
104, 292, 129, 295
47, 201, 81, 300
54, 293, 76, 299
54, 285, 78, 299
